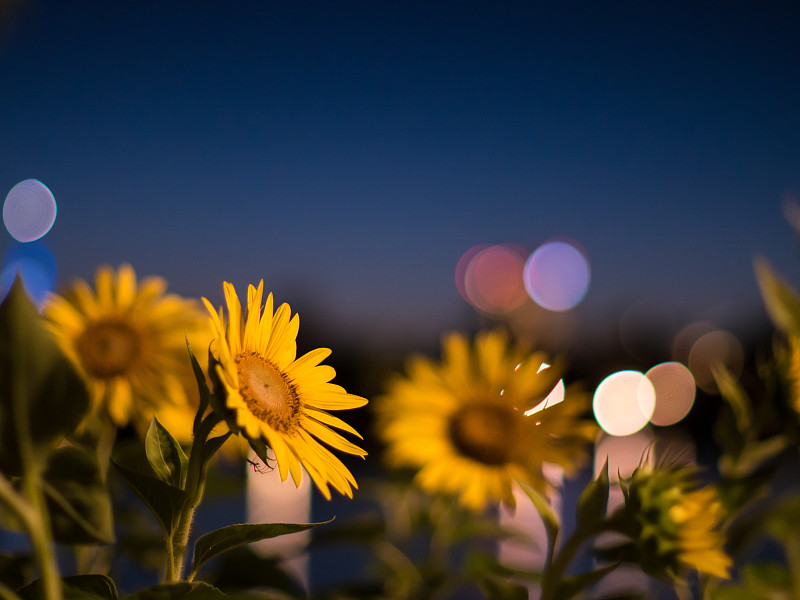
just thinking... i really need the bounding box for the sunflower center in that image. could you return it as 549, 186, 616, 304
75, 319, 142, 379
235, 353, 302, 433
449, 403, 517, 466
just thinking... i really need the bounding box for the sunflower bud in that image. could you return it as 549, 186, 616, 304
611, 465, 732, 581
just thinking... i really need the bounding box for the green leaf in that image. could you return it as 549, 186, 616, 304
576, 460, 609, 534
112, 458, 186, 536
763, 493, 800, 543
0, 277, 90, 472
712, 363, 754, 445
123, 582, 229, 599
554, 563, 620, 600
710, 589, 765, 600
190, 520, 332, 576
466, 550, 542, 599
43, 446, 115, 544
718, 435, 789, 478
0, 552, 34, 590
742, 563, 791, 591
145, 417, 188, 488
196, 546, 307, 597
19, 574, 118, 599
754, 257, 800, 334
475, 575, 528, 600
515, 479, 560, 564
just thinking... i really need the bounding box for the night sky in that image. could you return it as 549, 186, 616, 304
2, 1, 799, 351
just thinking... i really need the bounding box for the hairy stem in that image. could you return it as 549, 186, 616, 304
12, 367, 62, 600
166, 412, 222, 582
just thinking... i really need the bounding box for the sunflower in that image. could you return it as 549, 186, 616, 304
376, 330, 595, 512
43, 264, 208, 436
619, 465, 732, 580
202, 280, 367, 500
785, 335, 800, 418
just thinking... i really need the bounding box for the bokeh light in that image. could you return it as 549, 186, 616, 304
593, 370, 656, 436
687, 329, 744, 394
3, 179, 57, 242
594, 428, 655, 482
645, 362, 696, 426
455, 244, 488, 304
672, 321, 716, 364
523, 240, 590, 312
456, 244, 527, 315
0, 241, 58, 305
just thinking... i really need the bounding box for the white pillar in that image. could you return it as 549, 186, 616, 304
246, 450, 312, 592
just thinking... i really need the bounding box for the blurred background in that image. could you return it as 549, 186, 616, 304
2, 1, 800, 595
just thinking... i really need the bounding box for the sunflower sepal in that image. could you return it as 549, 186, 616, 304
205, 348, 240, 437
145, 417, 189, 489
202, 432, 233, 465
186, 338, 212, 438
245, 435, 269, 466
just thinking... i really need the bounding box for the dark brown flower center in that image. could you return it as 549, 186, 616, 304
235, 352, 302, 433
75, 319, 142, 379
448, 403, 517, 466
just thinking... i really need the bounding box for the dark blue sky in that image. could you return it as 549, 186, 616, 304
2, 1, 799, 348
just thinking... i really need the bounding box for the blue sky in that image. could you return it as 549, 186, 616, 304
2, 1, 799, 349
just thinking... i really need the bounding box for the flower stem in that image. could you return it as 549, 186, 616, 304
10, 366, 62, 600
25, 473, 62, 600
166, 412, 222, 582
785, 534, 800, 600
540, 527, 585, 600
540, 522, 616, 600
0, 581, 23, 600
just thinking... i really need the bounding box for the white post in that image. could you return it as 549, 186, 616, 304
246, 450, 312, 592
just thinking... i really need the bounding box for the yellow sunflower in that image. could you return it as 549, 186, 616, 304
376, 330, 596, 512
786, 335, 800, 417
43, 263, 208, 436
620, 465, 732, 580
202, 280, 367, 500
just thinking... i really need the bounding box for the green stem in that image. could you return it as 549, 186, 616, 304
0, 471, 34, 530
0, 454, 61, 600
540, 522, 618, 600
785, 534, 800, 600
25, 473, 62, 600
11, 363, 62, 600
540, 528, 584, 600
166, 412, 222, 582
0, 581, 23, 600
